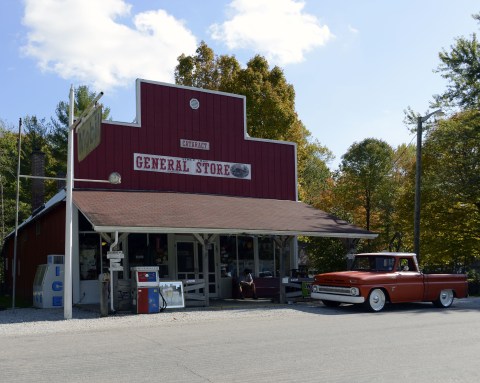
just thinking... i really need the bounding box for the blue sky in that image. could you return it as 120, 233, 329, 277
1, 0, 479, 169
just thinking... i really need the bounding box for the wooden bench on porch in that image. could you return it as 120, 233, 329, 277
232, 277, 280, 300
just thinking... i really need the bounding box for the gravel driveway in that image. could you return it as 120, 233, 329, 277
0, 301, 313, 337
2, 297, 478, 337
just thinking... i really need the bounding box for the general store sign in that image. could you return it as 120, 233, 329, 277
134, 153, 251, 180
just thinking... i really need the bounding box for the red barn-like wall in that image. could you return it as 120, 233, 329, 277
75, 80, 298, 201
4, 204, 66, 301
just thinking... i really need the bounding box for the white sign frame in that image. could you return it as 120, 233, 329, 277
134, 152, 251, 180
159, 281, 185, 309
180, 139, 210, 150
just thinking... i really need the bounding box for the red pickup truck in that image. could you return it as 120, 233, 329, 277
311, 252, 468, 312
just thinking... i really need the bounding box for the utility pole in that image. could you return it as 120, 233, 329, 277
414, 109, 444, 264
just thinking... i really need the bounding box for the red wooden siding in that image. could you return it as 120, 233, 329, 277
75, 80, 297, 201
4, 205, 66, 301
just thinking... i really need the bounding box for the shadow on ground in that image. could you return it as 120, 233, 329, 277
1, 297, 478, 325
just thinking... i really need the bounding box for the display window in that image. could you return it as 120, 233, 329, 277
176, 241, 196, 280
237, 236, 254, 275
259, 237, 275, 277
219, 235, 254, 277
79, 233, 101, 280
220, 236, 237, 278
128, 233, 168, 275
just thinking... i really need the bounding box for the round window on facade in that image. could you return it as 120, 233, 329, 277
190, 98, 200, 110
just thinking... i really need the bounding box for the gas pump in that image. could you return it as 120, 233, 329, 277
131, 266, 160, 314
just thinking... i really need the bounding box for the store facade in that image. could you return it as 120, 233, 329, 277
2, 79, 376, 307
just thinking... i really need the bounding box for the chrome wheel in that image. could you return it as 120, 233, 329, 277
367, 289, 386, 312
434, 289, 454, 308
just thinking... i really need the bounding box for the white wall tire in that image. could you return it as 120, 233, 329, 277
366, 288, 386, 312
433, 289, 454, 308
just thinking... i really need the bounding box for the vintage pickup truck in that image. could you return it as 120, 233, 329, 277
311, 252, 468, 312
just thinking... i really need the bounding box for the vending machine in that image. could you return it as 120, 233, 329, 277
32, 255, 65, 308
131, 266, 160, 314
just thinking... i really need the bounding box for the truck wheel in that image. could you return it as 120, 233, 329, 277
322, 300, 341, 307
433, 289, 454, 308
366, 289, 386, 312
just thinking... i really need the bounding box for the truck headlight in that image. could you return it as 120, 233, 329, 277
350, 287, 359, 296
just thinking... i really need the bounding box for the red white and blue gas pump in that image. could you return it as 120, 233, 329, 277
131, 266, 160, 314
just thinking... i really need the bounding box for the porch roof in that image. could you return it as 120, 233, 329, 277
72, 190, 377, 239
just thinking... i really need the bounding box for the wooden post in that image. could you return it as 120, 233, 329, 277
274, 236, 291, 304
193, 233, 217, 307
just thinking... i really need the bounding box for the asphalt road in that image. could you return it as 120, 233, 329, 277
1, 298, 479, 383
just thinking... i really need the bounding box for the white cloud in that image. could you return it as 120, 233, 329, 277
348, 25, 359, 34
209, 0, 333, 66
21, 0, 197, 90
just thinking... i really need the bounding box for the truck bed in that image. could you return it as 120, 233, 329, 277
423, 273, 468, 301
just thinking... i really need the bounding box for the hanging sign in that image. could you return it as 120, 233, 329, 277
77, 106, 102, 162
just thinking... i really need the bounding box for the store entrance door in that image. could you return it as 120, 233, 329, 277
176, 240, 217, 298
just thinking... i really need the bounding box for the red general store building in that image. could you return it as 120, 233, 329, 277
2, 79, 375, 307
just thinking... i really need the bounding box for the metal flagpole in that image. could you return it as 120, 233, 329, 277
12, 118, 22, 310
64, 85, 74, 319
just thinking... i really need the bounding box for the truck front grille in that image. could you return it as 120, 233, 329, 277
315, 285, 352, 295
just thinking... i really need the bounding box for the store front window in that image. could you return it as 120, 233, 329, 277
220, 236, 237, 278
128, 233, 168, 277
237, 236, 254, 275
219, 235, 282, 278
259, 237, 275, 277
79, 233, 101, 280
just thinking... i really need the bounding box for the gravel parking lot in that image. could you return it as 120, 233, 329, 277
1, 297, 478, 338
0, 300, 316, 337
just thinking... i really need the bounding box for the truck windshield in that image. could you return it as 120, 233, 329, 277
352, 256, 395, 272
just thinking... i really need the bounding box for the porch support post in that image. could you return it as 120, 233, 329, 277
193, 233, 217, 307
274, 235, 291, 304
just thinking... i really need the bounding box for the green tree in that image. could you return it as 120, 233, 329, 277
299, 140, 333, 206
389, 143, 417, 252
0, 121, 19, 238
419, 110, 480, 269
424, 110, 480, 211
304, 237, 348, 273
175, 42, 240, 90
338, 138, 395, 244
433, 13, 480, 110
407, 14, 480, 270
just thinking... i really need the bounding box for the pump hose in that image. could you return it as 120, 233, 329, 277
159, 290, 168, 312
